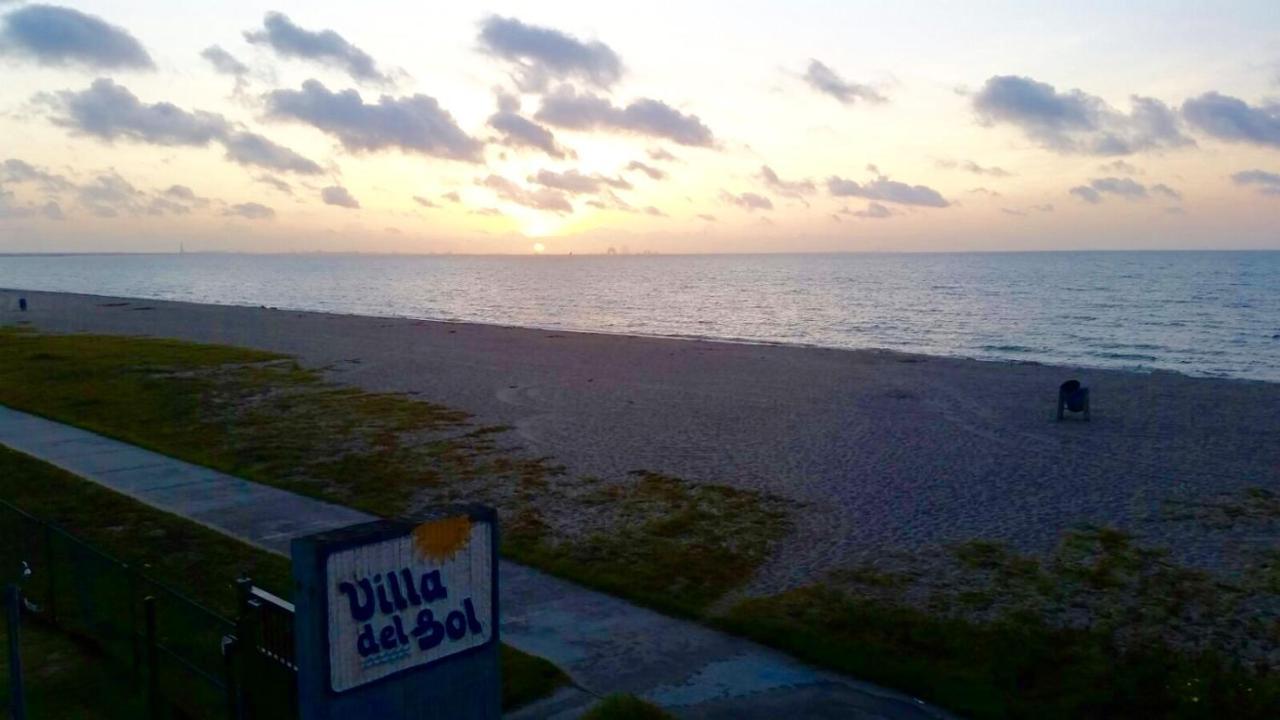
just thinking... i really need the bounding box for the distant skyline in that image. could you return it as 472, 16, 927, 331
1, 1, 1278, 254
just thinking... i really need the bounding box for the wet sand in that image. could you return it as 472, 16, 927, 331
4, 288, 1278, 590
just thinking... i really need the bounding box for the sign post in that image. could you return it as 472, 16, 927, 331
292, 505, 500, 719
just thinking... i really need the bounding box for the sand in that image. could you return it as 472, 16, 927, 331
3, 288, 1278, 592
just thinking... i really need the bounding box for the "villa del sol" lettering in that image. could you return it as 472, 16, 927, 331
336, 567, 485, 661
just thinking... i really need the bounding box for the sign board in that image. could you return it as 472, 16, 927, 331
292, 506, 501, 719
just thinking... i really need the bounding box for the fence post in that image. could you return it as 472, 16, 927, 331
222, 634, 243, 720
42, 524, 56, 625
126, 564, 140, 682
144, 595, 160, 720
234, 577, 254, 716
5, 584, 26, 720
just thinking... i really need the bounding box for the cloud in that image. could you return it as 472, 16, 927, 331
48, 78, 227, 145
0, 4, 153, 69
162, 184, 208, 208
145, 195, 190, 215
529, 169, 630, 194
412, 195, 437, 208
647, 147, 676, 162
1069, 176, 1179, 203
535, 86, 714, 147
254, 174, 293, 194
0, 188, 64, 221
625, 160, 665, 180
40, 201, 64, 219
321, 185, 360, 209
1182, 92, 1280, 148
826, 174, 949, 207
1069, 186, 1102, 204
973, 75, 1192, 155
2, 162, 220, 220
200, 45, 248, 76
488, 92, 570, 158
76, 171, 143, 216
697, 213, 716, 221
643, 206, 665, 217
45, 79, 322, 174
477, 16, 622, 91
1230, 169, 1280, 195
1099, 159, 1142, 175
442, 191, 461, 203
803, 59, 884, 105
758, 165, 815, 198
223, 131, 323, 174
224, 202, 275, 220
264, 79, 483, 161
2, 158, 73, 192
936, 158, 1012, 177
721, 191, 773, 211
480, 174, 572, 213
245, 12, 387, 84
1089, 176, 1149, 199
853, 202, 893, 219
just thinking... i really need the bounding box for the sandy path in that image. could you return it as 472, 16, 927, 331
4, 288, 1278, 589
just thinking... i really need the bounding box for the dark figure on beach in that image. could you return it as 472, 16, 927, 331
18, 297, 27, 311
1057, 379, 1090, 421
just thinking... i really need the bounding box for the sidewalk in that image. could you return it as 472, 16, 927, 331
0, 405, 948, 719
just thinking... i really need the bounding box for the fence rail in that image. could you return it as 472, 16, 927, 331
0, 500, 298, 719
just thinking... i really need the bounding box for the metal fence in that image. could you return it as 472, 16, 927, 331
0, 500, 297, 719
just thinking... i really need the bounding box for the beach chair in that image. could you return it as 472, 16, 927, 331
1057, 380, 1090, 421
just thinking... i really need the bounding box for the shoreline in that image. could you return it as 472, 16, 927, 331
3, 285, 1272, 387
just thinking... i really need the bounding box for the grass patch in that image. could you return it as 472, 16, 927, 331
723, 524, 1279, 719
580, 693, 675, 720
723, 587, 1278, 720
0, 328, 792, 617
0, 446, 567, 714
504, 470, 791, 617
0, 328, 473, 514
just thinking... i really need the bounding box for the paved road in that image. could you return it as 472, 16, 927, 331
0, 405, 950, 719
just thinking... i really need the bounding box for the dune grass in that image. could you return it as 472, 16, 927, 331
1, 326, 1275, 719
580, 693, 675, 720
0, 326, 789, 616
0, 446, 568, 715
722, 525, 1280, 719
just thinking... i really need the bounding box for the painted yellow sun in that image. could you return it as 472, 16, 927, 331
532, 242, 546, 254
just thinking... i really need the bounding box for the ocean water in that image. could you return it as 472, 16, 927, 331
2, 251, 1279, 382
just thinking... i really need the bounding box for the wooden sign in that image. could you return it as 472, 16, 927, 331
293, 506, 501, 719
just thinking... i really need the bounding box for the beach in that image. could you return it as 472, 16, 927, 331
4, 287, 1277, 596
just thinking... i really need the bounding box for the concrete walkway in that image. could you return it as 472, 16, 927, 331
0, 405, 949, 720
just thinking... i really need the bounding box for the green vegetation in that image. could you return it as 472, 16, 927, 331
723, 526, 1280, 719
0, 446, 568, 715
0, 327, 790, 615
2, 327, 1275, 719
581, 694, 675, 720
505, 470, 791, 617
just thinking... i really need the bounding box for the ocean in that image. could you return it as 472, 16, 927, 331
2, 251, 1278, 382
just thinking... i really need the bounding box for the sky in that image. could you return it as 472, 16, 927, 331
0, 0, 1278, 254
